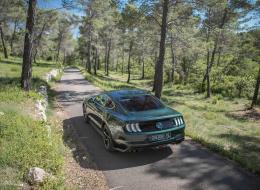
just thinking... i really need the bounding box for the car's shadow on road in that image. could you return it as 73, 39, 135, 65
62, 116, 260, 190
63, 116, 173, 171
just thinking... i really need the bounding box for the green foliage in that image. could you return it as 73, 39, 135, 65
75, 0, 259, 102
0, 110, 64, 175
210, 70, 255, 98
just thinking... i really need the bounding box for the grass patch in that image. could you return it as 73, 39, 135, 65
80, 67, 260, 175
0, 58, 65, 188
0, 57, 55, 78
0, 110, 64, 177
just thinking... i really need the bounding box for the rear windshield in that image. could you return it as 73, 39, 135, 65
118, 94, 164, 112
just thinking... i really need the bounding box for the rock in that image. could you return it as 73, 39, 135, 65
27, 167, 49, 185
35, 100, 47, 122
49, 69, 58, 78
44, 69, 60, 82
40, 112, 47, 122
39, 85, 47, 95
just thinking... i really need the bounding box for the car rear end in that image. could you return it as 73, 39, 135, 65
113, 116, 185, 151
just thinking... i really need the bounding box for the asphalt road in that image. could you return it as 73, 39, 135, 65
57, 68, 260, 190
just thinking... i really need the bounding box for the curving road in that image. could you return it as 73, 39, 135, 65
57, 68, 260, 190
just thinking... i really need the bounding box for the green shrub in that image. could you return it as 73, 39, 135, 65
210, 72, 254, 99
0, 59, 65, 188
215, 94, 223, 100
211, 96, 218, 104
0, 110, 64, 178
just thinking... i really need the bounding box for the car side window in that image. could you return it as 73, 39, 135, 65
95, 94, 115, 109
104, 96, 115, 109
94, 95, 105, 106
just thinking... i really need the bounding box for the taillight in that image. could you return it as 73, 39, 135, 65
125, 123, 142, 132
173, 116, 184, 126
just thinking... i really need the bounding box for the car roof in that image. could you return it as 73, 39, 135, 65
105, 89, 149, 99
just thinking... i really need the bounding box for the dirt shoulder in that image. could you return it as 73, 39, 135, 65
54, 94, 108, 190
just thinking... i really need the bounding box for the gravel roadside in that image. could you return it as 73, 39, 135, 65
54, 87, 108, 190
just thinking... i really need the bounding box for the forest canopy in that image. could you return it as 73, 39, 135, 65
0, 0, 259, 107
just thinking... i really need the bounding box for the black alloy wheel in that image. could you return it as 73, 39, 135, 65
102, 126, 114, 152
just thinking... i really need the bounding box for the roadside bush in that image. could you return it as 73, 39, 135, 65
234, 76, 253, 98
0, 110, 64, 179
210, 71, 254, 99
211, 74, 235, 97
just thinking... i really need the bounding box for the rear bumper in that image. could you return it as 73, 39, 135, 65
113, 126, 185, 151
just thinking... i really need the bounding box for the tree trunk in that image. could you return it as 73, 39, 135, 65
141, 56, 145, 79
116, 58, 118, 72
10, 19, 18, 55
206, 73, 211, 98
97, 56, 100, 70
21, 0, 36, 91
56, 33, 63, 62
93, 37, 98, 75
206, 37, 218, 98
217, 47, 222, 66
63, 51, 66, 65
154, 0, 169, 99
104, 41, 108, 73
127, 41, 133, 83
87, 40, 92, 73
170, 35, 176, 84
85, 55, 88, 70
202, 8, 227, 97
94, 47, 97, 75
138, 56, 141, 76
170, 58, 175, 84
152, 50, 158, 92
33, 48, 38, 65
140, 37, 145, 80
202, 49, 210, 91
121, 42, 124, 75
251, 65, 260, 108
201, 19, 211, 92
0, 22, 8, 59
106, 38, 111, 76
81, 57, 84, 66
238, 88, 242, 98
33, 22, 47, 64
183, 58, 190, 85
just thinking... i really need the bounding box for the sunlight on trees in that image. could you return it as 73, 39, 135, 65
0, 0, 259, 107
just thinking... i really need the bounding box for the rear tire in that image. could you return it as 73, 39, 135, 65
82, 104, 89, 123
102, 126, 114, 152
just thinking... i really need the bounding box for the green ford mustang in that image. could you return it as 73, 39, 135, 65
82, 89, 185, 152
